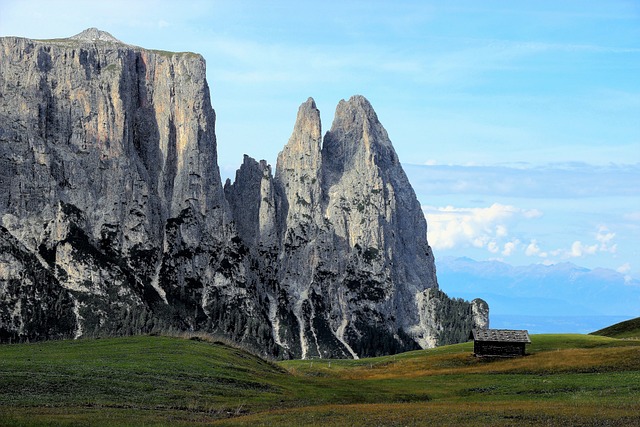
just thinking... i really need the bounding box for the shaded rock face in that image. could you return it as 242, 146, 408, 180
0, 30, 487, 358
227, 97, 488, 358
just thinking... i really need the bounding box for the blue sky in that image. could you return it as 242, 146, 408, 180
2, 1, 639, 277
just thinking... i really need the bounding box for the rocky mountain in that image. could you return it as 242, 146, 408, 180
0, 29, 487, 357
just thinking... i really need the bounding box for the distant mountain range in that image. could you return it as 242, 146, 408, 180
437, 256, 640, 333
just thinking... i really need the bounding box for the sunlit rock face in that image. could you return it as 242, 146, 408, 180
0, 29, 487, 357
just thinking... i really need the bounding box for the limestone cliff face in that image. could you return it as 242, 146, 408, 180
0, 225, 77, 342
0, 29, 487, 357
227, 96, 488, 358
0, 29, 270, 350
322, 96, 440, 350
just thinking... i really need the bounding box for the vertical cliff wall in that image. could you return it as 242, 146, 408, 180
0, 29, 487, 357
227, 97, 489, 358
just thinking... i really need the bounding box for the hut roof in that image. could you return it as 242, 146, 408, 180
472, 329, 531, 343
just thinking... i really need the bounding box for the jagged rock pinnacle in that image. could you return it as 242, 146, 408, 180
331, 95, 391, 149
276, 97, 322, 180
70, 28, 122, 43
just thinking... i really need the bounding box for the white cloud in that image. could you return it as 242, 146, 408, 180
569, 241, 599, 257
561, 226, 620, 259
520, 225, 621, 262
495, 224, 508, 237
502, 240, 519, 256
525, 240, 548, 258
525, 240, 540, 256
423, 203, 541, 251
617, 263, 634, 284
617, 263, 631, 274
595, 226, 617, 253
522, 209, 544, 219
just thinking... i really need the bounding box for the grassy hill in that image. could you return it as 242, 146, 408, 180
0, 334, 639, 426
591, 316, 640, 339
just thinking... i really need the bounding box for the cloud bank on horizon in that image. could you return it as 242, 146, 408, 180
407, 163, 639, 278
1, 0, 638, 277
424, 202, 621, 267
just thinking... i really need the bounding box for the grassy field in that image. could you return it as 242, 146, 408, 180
591, 316, 640, 339
0, 333, 639, 426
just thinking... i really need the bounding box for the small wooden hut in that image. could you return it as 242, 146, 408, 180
472, 329, 531, 357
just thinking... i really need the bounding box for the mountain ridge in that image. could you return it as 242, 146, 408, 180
0, 29, 487, 358
437, 256, 638, 318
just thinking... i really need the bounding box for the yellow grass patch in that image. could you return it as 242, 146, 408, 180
298, 346, 640, 381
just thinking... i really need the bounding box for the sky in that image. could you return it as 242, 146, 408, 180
1, 0, 639, 278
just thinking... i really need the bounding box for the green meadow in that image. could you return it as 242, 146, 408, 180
0, 328, 639, 426
591, 317, 640, 340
